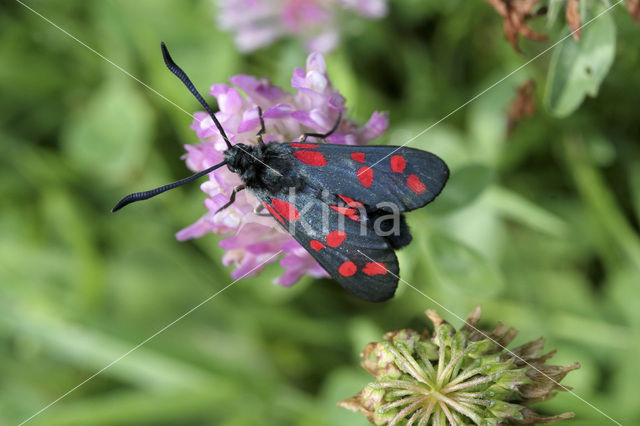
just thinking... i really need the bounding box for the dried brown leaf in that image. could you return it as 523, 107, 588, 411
484, 0, 548, 52
628, 0, 640, 22
337, 393, 376, 423
506, 79, 536, 136
514, 407, 575, 424
566, 0, 581, 40
461, 305, 482, 332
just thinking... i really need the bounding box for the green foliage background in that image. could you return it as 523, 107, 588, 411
2, 0, 639, 424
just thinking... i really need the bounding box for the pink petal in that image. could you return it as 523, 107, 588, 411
230, 75, 288, 105
263, 103, 295, 118
340, 0, 388, 18
359, 110, 389, 143
290, 110, 321, 130
306, 31, 340, 54
176, 217, 213, 241
237, 107, 261, 133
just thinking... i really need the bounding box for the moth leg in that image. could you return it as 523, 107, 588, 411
256, 106, 266, 145
215, 185, 246, 214
298, 112, 342, 143
253, 203, 272, 217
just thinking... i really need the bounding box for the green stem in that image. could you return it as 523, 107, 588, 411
564, 137, 640, 271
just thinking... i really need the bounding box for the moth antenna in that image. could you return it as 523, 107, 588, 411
160, 42, 232, 149
112, 161, 227, 212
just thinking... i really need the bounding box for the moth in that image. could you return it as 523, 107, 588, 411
113, 43, 449, 302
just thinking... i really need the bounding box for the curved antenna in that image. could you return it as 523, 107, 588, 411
161, 42, 232, 149
112, 161, 227, 212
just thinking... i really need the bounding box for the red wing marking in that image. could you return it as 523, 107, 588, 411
338, 261, 357, 277
263, 202, 284, 224
294, 150, 327, 166
310, 240, 325, 251
330, 206, 359, 222
362, 262, 387, 276
390, 155, 406, 173
338, 194, 364, 207
271, 198, 300, 221
290, 143, 319, 148
350, 152, 365, 163
407, 174, 427, 194
326, 230, 347, 247
357, 167, 373, 188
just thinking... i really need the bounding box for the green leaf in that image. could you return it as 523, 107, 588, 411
428, 164, 493, 214
544, 2, 616, 117
564, 137, 640, 271
428, 233, 503, 298
486, 187, 568, 238
629, 158, 640, 225
608, 267, 640, 326
3, 310, 215, 390
314, 368, 371, 426
62, 79, 153, 184
547, 0, 566, 29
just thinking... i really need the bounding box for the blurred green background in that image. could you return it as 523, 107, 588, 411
2, 0, 640, 424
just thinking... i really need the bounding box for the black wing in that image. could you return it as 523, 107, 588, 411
283, 142, 449, 212
252, 185, 399, 302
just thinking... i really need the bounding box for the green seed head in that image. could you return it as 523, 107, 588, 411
339, 307, 579, 425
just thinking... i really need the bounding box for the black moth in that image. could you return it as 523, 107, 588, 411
113, 43, 449, 302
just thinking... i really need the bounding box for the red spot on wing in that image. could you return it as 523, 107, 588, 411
338, 261, 357, 277
390, 155, 406, 173
326, 230, 347, 247
330, 205, 359, 222
362, 262, 387, 276
263, 202, 284, 224
407, 174, 427, 194
338, 194, 364, 207
290, 143, 319, 148
271, 198, 300, 221
351, 152, 365, 163
357, 167, 373, 187
294, 150, 327, 166
310, 240, 325, 251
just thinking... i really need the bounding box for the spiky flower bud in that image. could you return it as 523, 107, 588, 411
339, 307, 579, 425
